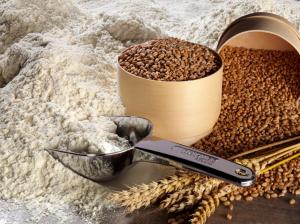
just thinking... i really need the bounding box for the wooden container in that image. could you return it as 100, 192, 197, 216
217, 12, 300, 108
118, 48, 223, 146
118, 12, 300, 146
217, 12, 300, 52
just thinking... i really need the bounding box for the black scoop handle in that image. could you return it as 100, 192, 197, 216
135, 138, 255, 187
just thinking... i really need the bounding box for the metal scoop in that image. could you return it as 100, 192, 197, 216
47, 116, 255, 187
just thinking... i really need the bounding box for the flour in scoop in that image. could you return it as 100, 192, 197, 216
47, 117, 130, 154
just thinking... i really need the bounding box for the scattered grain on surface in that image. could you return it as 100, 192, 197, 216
226, 213, 233, 220
289, 198, 296, 205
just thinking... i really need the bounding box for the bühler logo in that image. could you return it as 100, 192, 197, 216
173, 146, 218, 165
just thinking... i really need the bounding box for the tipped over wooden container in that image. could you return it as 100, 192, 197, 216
217, 13, 300, 52
217, 12, 300, 109
118, 47, 223, 146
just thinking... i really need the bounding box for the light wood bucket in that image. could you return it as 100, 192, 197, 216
118, 49, 223, 146
217, 12, 300, 52
217, 12, 300, 109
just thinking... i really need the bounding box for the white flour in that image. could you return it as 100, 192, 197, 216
1, 0, 300, 223
47, 117, 130, 154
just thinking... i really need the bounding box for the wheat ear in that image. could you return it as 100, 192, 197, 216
160, 175, 207, 210
190, 194, 220, 224
167, 178, 222, 213
109, 172, 200, 212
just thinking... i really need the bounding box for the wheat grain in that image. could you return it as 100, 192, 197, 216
119, 38, 220, 81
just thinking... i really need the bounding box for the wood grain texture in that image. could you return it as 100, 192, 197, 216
103, 195, 300, 224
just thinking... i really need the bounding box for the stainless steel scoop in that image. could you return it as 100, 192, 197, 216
47, 116, 255, 187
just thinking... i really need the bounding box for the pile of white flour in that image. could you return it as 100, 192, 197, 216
1, 0, 300, 223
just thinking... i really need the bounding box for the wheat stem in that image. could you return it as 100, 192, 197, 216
260, 152, 300, 174
255, 143, 300, 162
229, 136, 300, 160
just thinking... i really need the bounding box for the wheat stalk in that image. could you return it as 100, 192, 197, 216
110, 138, 300, 223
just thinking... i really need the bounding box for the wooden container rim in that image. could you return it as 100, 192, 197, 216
217, 12, 300, 52
117, 44, 223, 85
